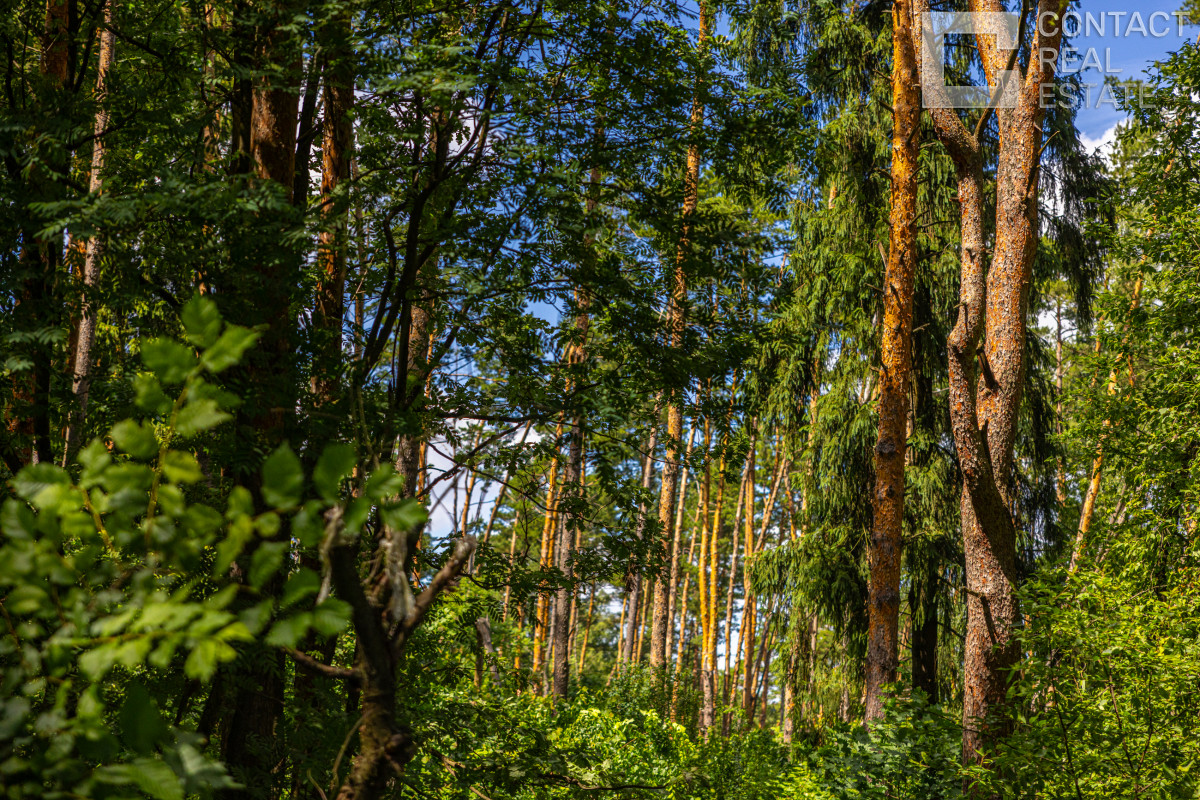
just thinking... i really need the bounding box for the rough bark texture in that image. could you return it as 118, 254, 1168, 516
649, 3, 707, 668
62, 0, 115, 465
864, 0, 921, 724
221, 9, 303, 795
330, 534, 475, 800
913, 0, 1063, 785
313, 8, 354, 405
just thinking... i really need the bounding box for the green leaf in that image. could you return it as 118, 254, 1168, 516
312, 598, 352, 637
11, 463, 70, 503
261, 444, 303, 508
119, 682, 168, 755
183, 638, 236, 681
0, 697, 30, 740
238, 599, 275, 635
201, 326, 259, 373
282, 568, 320, 608
161, 451, 205, 484
174, 397, 231, 438
264, 613, 312, 648
95, 758, 184, 800
249, 541, 289, 589
181, 295, 222, 348
111, 419, 160, 460
6, 584, 48, 615
313, 443, 356, 501
380, 498, 428, 533
141, 338, 197, 385
133, 373, 173, 415
1, 499, 36, 540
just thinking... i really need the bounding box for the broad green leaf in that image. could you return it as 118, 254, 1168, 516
380, 498, 428, 533
181, 294, 222, 348
282, 568, 320, 608
313, 443, 356, 501
11, 463, 70, 503
174, 397, 231, 438
141, 338, 197, 385
183, 638, 236, 681
161, 451, 205, 484
133, 373, 173, 415
111, 419, 159, 460
97, 758, 184, 800
264, 613, 312, 648
249, 541, 289, 589
201, 325, 259, 373
261, 444, 303, 508
119, 682, 168, 755
312, 598, 352, 637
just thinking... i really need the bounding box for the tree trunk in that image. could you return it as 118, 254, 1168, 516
62, 0, 115, 466
666, 426, 695, 665
577, 584, 595, 674
650, 3, 708, 668
913, 0, 1063, 783
740, 434, 757, 719
864, 0, 920, 723
621, 422, 659, 664
532, 453, 560, 681
1071, 278, 1144, 573
909, 577, 939, 703
313, 8, 354, 406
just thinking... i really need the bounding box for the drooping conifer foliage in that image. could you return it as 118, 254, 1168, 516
0, 0, 1194, 796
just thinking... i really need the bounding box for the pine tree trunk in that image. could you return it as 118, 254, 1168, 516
533, 454, 561, 682
666, 426, 696, 665
621, 422, 659, 663
650, 4, 708, 667
313, 7, 353, 409
740, 434, 757, 719
864, 0, 920, 723
62, 0, 115, 465
912, 0, 1063, 783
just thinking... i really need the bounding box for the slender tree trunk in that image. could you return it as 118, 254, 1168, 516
621, 423, 659, 663
577, 584, 595, 674
910, 575, 939, 702
697, 413, 716, 731
740, 434, 757, 719
552, 161, 595, 693
1071, 278, 1144, 572
864, 0, 920, 723
1054, 298, 1066, 506
62, 0, 115, 466
650, 3, 708, 667
532, 452, 561, 681
722, 460, 749, 730
666, 425, 695, 665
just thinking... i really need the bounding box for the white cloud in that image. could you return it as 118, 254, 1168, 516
1080, 121, 1122, 163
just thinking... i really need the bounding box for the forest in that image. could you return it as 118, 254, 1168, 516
1, 0, 1199, 796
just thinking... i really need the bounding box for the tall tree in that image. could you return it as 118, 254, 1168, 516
650, 0, 709, 668
912, 0, 1065, 782
62, 0, 116, 466
864, 0, 920, 723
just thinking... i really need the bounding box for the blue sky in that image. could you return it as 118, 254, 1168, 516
1066, 1, 1194, 149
